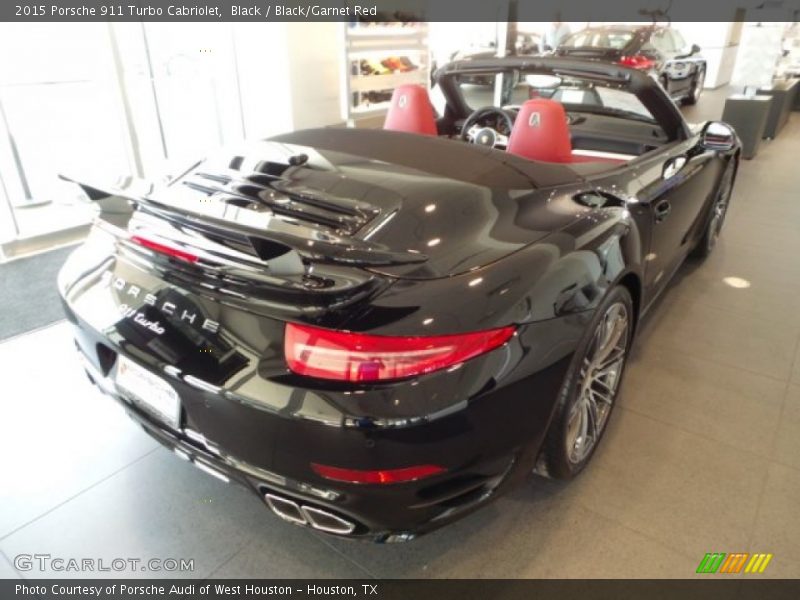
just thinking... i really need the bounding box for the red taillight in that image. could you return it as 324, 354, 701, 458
284, 323, 515, 382
130, 235, 198, 263
311, 463, 445, 485
618, 55, 655, 70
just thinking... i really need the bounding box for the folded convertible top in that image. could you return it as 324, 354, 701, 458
271, 127, 584, 189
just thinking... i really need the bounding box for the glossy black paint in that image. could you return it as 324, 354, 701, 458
555, 25, 706, 103
58, 57, 739, 540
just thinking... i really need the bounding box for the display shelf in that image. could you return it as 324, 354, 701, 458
351, 101, 392, 114
341, 22, 430, 124
348, 47, 427, 59
349, 70, 427, 93
346, 23, 426, 37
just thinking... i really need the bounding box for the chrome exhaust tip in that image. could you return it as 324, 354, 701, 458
301, 505, 356, 535
264, 493, 306, 525
263, 492, 356, 535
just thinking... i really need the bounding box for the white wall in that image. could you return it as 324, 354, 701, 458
233, 23, 294, 139
0, 173, 17, 244
285, 23, 344, 130
672, 22, 740, 88
0, 22, 349, 246
111, 22, 251, 178
0, 23, 133, 205
429, 22, 499, 66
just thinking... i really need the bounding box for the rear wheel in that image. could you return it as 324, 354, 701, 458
683, 68, 705, 105
541, 286, 634, 480
692, 159, 735, 259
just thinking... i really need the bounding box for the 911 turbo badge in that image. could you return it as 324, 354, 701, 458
58, 55, 740, 541
118, 306, 166, 335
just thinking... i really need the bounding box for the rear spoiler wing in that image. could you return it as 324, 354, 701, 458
59, 174, 428, 268
446, 59, 634, 85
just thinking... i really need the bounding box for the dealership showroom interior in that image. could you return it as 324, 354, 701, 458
2, 3, 800, 584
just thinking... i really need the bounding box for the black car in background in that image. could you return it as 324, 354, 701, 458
451, 32, 542, 63
446, 32, 542, 86
556, 25, 706, 105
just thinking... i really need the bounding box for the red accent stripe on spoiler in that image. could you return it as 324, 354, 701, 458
130, 235, 198, 263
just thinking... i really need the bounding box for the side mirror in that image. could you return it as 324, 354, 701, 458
702, 122, 736, 151
691, 44, 701, 55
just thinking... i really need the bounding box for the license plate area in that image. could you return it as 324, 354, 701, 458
116, 355, 181, 429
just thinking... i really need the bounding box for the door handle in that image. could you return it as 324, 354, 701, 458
654, 200, 672, 223
663, 156, 687, 180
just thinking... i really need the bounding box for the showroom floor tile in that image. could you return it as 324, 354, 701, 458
634, 297, 799, 381
0, 446, 371, 579
664, 267, 800, 329
748, 463, 800, 578
310, 485, 539, 578
563, 409, 769, 559
315, 481, 701, 579
0, 551, 19, 579
0, 323, 159, 538
772, 384, 800, 472
208, 532, 373, 579
620, 343, 786, 458
1, 98, 799, 579
458, 503, 701, 579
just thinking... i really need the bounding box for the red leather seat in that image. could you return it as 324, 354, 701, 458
507, 98, 621, 164
383, 85, 437, 136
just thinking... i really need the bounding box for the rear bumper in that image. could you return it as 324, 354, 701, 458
65, 305, 576, 540
57, 236, 585, 539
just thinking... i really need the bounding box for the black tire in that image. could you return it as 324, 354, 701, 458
541, 286, 634, 480
682, 68, 705, 106
691, 159, 735, 259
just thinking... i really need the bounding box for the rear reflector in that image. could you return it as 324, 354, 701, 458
311, 463, 445, 484
618, 55, 656, 70
284, 323, 515, 382
130, 235, 198, 263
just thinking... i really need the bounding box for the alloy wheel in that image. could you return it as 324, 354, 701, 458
565, 302, 630, 464
692, 70, 705, 103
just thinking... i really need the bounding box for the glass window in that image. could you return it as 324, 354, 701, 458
455, 72, 529, 108
113, 23, 246, 179
671, 30, 687, 53
456, 73, 498, 108
555, 86, 653, 121
455, 70, 658, 126
0, 23, 130, 238
0, 22, 267, 244
561, 30, 634, 50
593, 88, 653, 119
650, 30, 675, 53
523, 74, 657, 123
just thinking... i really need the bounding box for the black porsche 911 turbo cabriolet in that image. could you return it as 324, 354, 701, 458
58, 56, 739, 542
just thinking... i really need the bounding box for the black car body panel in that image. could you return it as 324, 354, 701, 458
58, 56, 739, 540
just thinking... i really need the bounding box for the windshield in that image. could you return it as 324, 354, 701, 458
561, 30, 635, 50
451, 70, 656, 123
